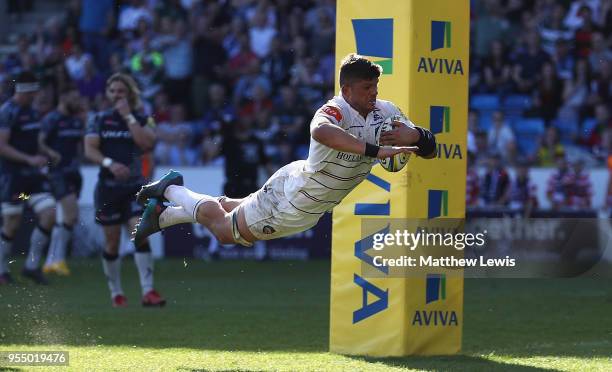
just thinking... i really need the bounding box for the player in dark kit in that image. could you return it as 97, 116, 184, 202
84, 73, 165, 307
38, 90, 85, 276
0, 72, 56, 285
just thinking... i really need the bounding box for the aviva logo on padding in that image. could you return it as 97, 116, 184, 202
428, 189, 449, 219
426, 273, 446, 303
431, 21, 451, 51
430, 106, 450, 134
412, 273, 458, 326
352, 18, 393, 74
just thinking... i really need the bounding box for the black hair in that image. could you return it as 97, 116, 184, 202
339, 53, 382, 86
15, 70, 38, 84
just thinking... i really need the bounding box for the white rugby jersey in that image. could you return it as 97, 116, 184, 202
283, 95, 405, 215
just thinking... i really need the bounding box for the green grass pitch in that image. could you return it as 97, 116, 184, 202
0, 259, 611, 371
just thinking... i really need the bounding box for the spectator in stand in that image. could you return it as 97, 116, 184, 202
198, 84, 236, 164
551, 39, 576, 81
248, 9, 277, 59
564, 0, 601, 30
64, 44, 93, 82
540, 2, 574, 55
512, 32, 552, 93
561, 58, 592, 122
487, 111, 516, 163
509, 160, 538, 216
584, 103, 611, 159
480, 153, 511, 207
154, 19, 193, 107
473, 0, 510, 58
573, 5, 602, 58
547, 153, 574, 210
590, 59, 611, 106
481, 40, 514, 94
220, 115, 272, 198
260, 36, 292, 94
227, 34, 259, 84
466, 152, 480, 208
154, 104, 194, 166
467, 110, 479, 154
538, 126, 566, 166
233, 61, 271, 106
570, 158, 593, 209
531, 62, 564, 124
75, 59, 106, 104
309, 8, 335, 57
118, 0, 153, 34
589, 33, 612, 74
78, 0, 114, 72
271, 85, 311, 160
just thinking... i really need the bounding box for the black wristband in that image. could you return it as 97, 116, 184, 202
364, 143, 380, 158
413, 126, 437, 157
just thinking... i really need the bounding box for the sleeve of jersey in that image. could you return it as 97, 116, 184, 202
85, 114, 100, 136
0, 106, 11, 131
310, 104, 345, 131
40, 113, 53, 135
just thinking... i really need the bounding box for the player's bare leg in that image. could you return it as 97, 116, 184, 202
217, 196, 245, 213
133, 175, 256, 247
0, 212, 21, 285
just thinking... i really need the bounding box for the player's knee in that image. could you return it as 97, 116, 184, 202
212, 222, 235, 245
63, 210, 78, 226
104, 241, 119, 255
38, 207, 56, 230
216, 232, 235, 245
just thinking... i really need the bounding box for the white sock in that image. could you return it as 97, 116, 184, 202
25, 227, 50, 270
159, 206, 196, 229
54, 224, 71, 261
0, 234, 12, 274
44, 227, 59, 266
134, 252, 154, 295
102, 254, 123, 298
164, 185, 216, 221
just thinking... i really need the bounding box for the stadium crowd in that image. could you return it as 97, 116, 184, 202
0, 0, 610, 210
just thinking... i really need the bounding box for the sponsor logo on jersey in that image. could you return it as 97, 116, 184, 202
322, 106, 343, 122
352, 18, 393, 74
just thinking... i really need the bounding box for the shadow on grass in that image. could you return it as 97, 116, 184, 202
1, 260, 611, 363
349, 355, 561, 372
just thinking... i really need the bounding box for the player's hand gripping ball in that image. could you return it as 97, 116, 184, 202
376, 115, 412, 172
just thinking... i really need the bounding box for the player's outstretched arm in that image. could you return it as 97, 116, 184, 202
311, 122, 417, 159
379, 122, 437, 159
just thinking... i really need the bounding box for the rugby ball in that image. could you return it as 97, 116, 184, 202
376, 115, 411, 172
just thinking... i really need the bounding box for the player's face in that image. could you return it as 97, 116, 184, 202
345, 78, 378, 114
106, 81, 129, 105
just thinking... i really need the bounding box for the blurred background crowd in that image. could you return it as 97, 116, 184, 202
0, 0, 610, 212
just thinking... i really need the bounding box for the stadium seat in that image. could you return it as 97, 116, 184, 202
580, 118, 598, 140
478, 110, 494, 131
503, 95, 532, 110
470, 94, 501, 111
553, 119, 578, 145
513, 118, 545, 135
513, 118, 545, 157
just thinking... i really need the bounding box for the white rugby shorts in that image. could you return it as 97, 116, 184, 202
241, 162, 322, 241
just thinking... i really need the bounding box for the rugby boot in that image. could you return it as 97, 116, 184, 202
112, 294, 128, 308
142, 289, 166, 307
136, 170, 183, 206
21, 267, 49, 285
0, 272, 14, 285
43, 260, 71, 276
132, 198, 165, 248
